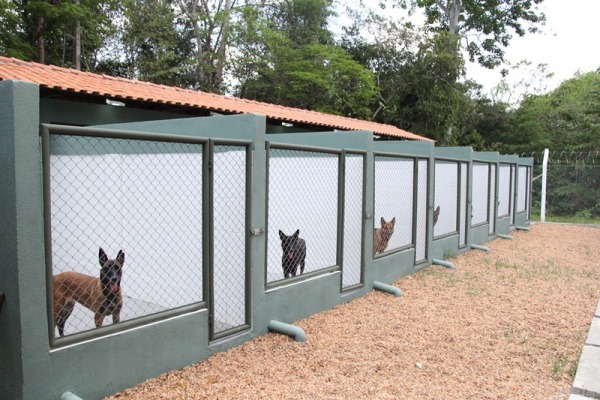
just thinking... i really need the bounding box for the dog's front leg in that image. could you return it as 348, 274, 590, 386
94, 313, 105, 328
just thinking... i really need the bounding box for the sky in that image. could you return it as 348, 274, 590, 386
468, 0, 600, 100
335, 0, 600, 102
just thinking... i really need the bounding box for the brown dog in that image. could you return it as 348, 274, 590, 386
53, 248, 124, 337
374, 217, 396, 254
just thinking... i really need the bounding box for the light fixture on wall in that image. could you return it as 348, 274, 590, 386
106, 98, 126, 107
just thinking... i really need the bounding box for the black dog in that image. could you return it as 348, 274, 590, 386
278, 229, 306, 278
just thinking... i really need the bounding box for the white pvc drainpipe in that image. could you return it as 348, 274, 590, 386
61, 392, 84, 400
432, 259, 456, 269
470, 244, 491, 252
268, 320, 306, 342
497, 234, 513, 240
373, 281, 403, 297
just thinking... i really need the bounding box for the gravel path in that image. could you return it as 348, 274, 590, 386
107, 223, 600, 400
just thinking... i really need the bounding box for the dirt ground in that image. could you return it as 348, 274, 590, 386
106, 223, 600, 400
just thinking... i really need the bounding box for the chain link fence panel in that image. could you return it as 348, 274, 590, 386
529, 151, 600, 221
212, 145, 248, 335
434, 160, 459, 237
342, 154, 364, 289
471, 162, 490, 226
49, 134, 204, 337
267, 148, 339, 284
373, 155, 414, 255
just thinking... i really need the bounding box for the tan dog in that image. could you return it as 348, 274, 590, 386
374, 217, 396, 254
53, 248, 124, 337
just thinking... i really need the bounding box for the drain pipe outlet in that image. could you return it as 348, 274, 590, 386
61, 392, 84, 400
470, 244, 491, 252
268, 320, 306, 342
515, 226, 531, 231
497, 234, 513, 240
432, 259, 456, 270
373, 281, 403, 297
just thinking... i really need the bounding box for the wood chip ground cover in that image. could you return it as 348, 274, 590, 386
106, 224, 600, 399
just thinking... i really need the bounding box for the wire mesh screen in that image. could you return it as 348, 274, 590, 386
459, 162, 468, 246
415, 159, 428, 263
212, 145, 248, 335
488, 164, 497, 235
433, 161, 458, 237
374, 156, 414, 255
510, 165, 517, 224
472, 162, 490, 226
498, 164, 512, 217
267, 148, 339, 283
342, 154, 364, 289
517, 166, 529, 212
49, 134, 203, 338
546, 164, 600, 219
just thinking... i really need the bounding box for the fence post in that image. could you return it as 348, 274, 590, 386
540, 148, 549, 222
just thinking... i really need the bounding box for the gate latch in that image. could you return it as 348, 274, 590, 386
250, 228, 265, 236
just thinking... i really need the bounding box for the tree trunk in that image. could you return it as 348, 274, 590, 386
213, 0, 234, 92
435, 0, 462, 35
74, 0, 81, 70
447, 0, 461, 35
37, 17, 45, 64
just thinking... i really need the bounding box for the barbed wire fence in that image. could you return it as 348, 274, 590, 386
523, 149, 600, 223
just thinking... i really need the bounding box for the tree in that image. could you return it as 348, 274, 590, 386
1, 0, 117, 69
176, 0, 236, 93
340, 5, 422, 121
0, 0, 33, 59
234, 0, 378, 118
271, 0, 335, 46
120, 0, 191, 86
495, 70, 600, 154
360, 30, 465, 144
398, 0, 546, 69
241, 39, 378, 118
491, 60, 554, 107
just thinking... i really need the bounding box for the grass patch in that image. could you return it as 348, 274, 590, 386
494, 260, 520, 270
530, 212, 600, 225
551, 350, 577, 378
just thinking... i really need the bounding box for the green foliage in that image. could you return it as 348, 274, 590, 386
236, 0, 378, 118
0, 0, 33, 59
1, 0, 118, 69
270, 0, 334, 46
546, 164, 600, 219
241, 41, 378, 118
378, 31, 468, 144
399, 0, 546, 69
119, 0, 190, 87
494, 70, 600, 154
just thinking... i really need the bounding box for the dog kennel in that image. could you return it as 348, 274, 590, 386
0, 79, 533, 400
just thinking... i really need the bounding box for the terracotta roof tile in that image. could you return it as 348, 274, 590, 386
0, 56, 431, 141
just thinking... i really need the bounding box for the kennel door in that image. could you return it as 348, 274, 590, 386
211, 144, 251, 339
414, 158, 428, 264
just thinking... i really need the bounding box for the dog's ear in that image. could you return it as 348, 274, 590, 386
279, 230, 285, 240
99, 247, 108, 266
380, 217, 385, 226
116, 250, 125, 265
293, 229, 299, 238
435, 206, 440, 214
390, 217, 396, 226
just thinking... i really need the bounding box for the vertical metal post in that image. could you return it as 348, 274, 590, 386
540, 148, 549, 222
